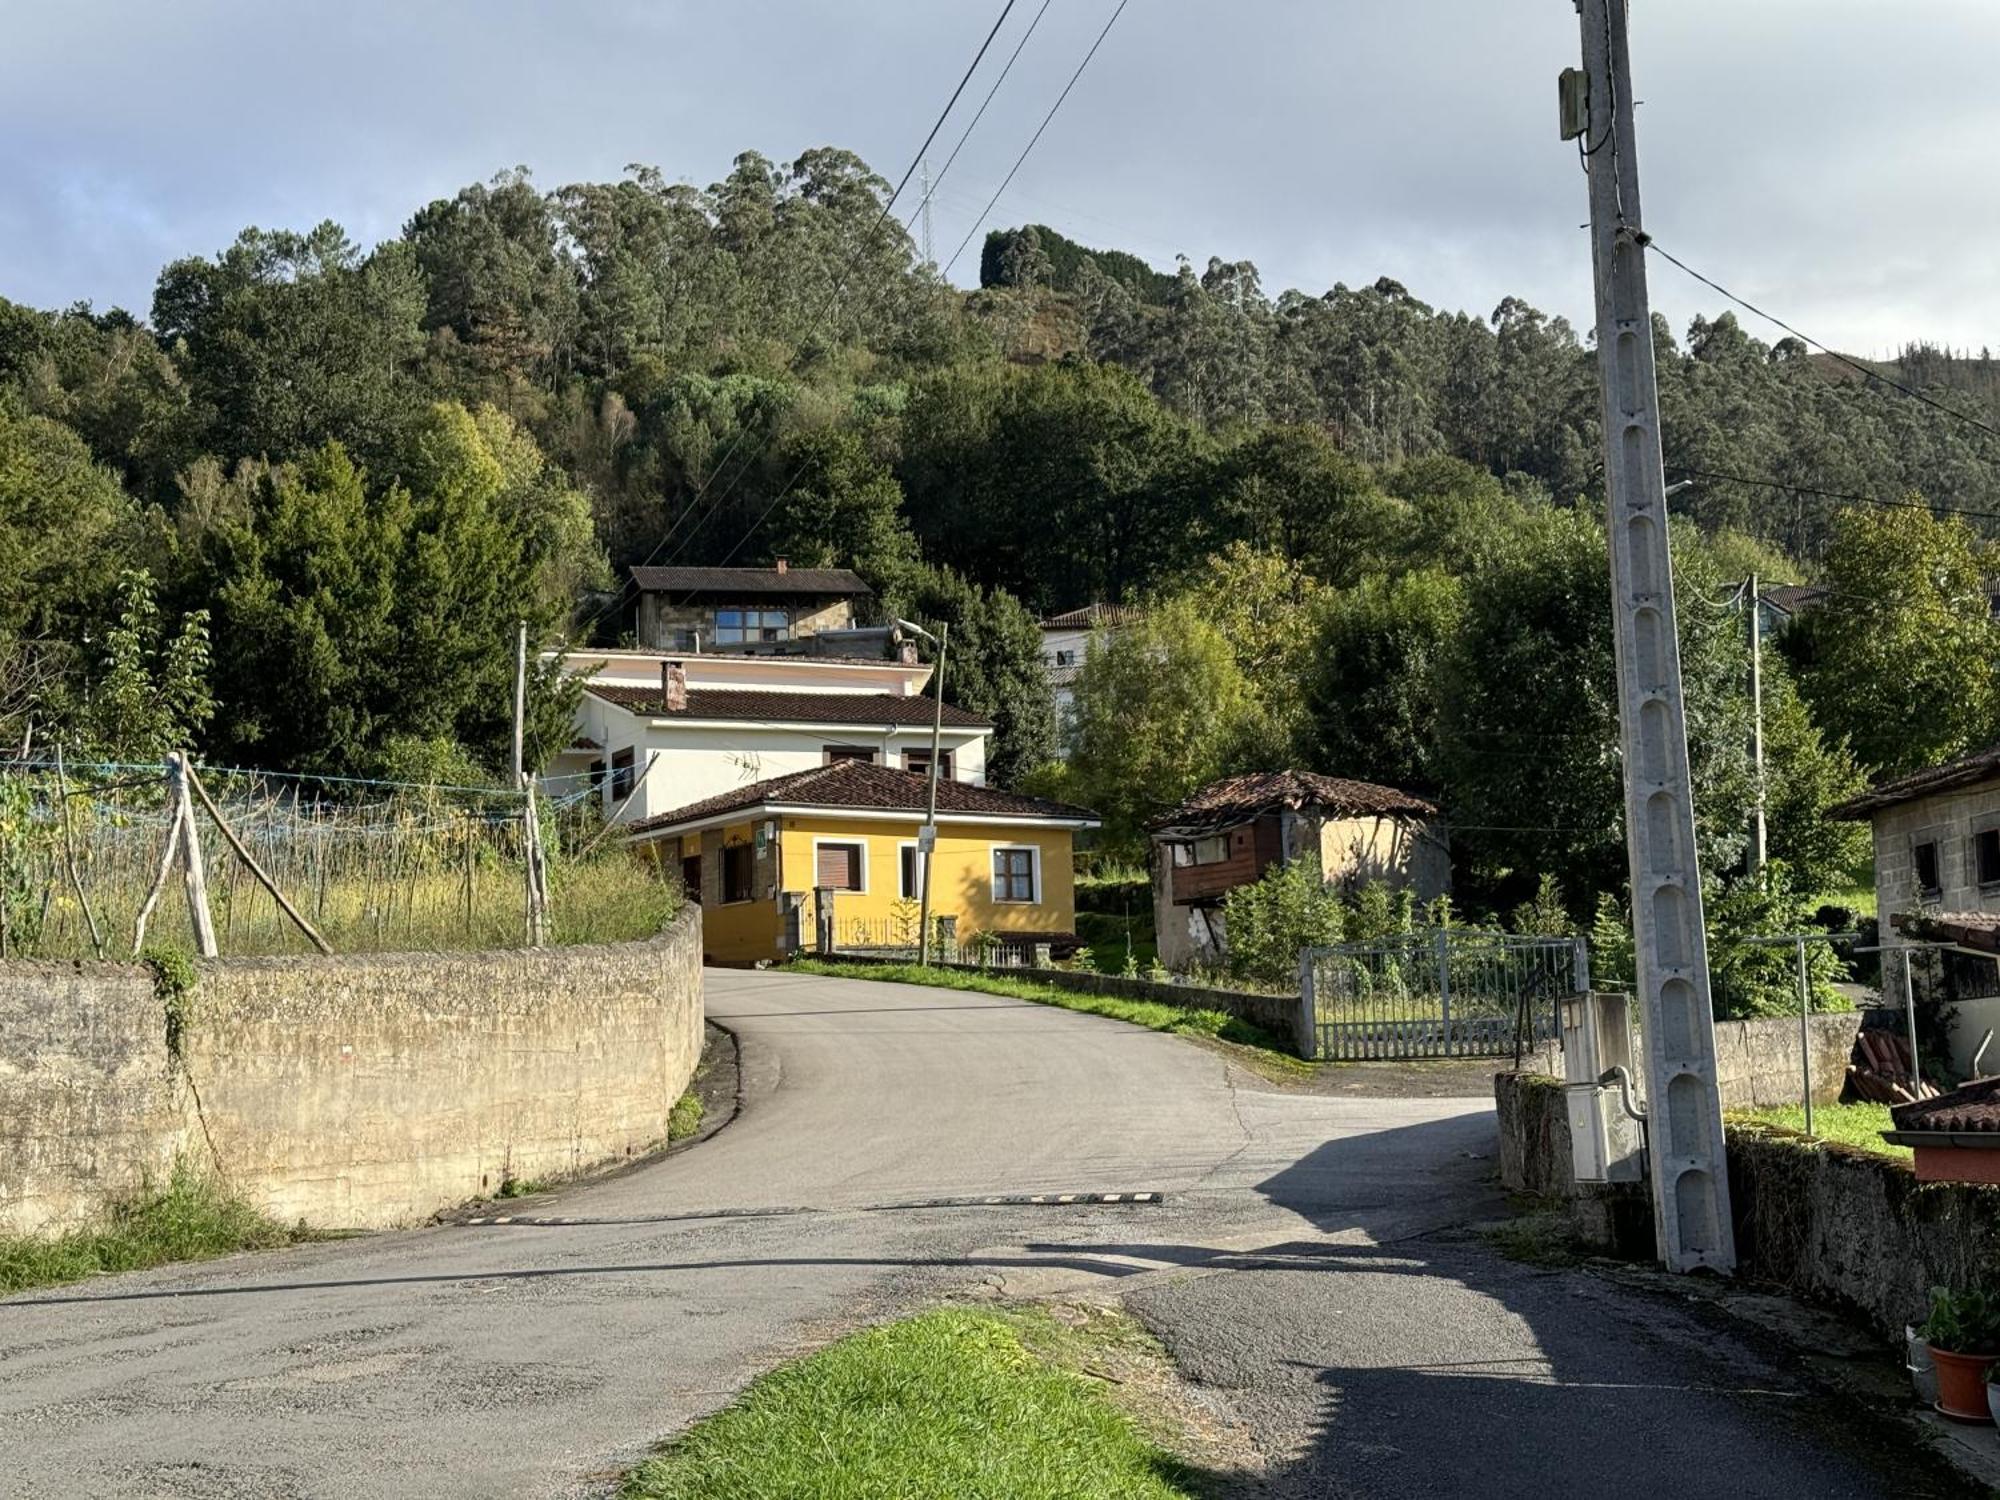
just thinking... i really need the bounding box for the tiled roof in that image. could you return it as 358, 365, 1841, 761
1041, 604, 1142, 629
1829, 743, 2000, 820
1892, 910, 2000, 953
629, 760, 1099, 834
1759, 584, 1828, 617
585, 685, 989, 728
628, 565, 869, 597
1892, 1076, 2000, 1135
1151, 769, 1438, 833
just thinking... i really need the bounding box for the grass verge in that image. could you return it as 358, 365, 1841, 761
1728, 1101, 1908, 1160
786, 958, 1313, 1080
622, 1305, 1212, 1499
0, 1165, 308, 1296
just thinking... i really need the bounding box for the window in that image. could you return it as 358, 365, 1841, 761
1914, 840, 1942, 897
680, 854, 702, 904
904, 748, 954, 780
815, 840, 865, 891
899, 844, 921, 899
714, 607, 790, 644
823, 745, 876, 764
722, 842, 756, 903
610, 747, 635, 802
587, 759, 605, 792
1169, 835, 1230, 867
993, 846, 1038, 903
1978, 830, 2000, 888
1053, 649, 1077, 667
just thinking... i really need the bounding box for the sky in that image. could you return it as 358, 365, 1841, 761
3, 0, 1997, 357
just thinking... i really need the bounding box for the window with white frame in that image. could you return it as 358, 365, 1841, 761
714, 607, 790, 644
992, 846, 1038, 903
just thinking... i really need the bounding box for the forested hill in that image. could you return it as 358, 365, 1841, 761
2, 145, 1997, 792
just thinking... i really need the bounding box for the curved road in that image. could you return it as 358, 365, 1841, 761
1, 969, 1920, 1497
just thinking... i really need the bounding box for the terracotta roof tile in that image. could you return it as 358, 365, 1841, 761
629, 761, 1098, 835
1041, 603, 1143, 629
1830, 743, 2000, 820
585, 685, 989, 728
1893, 1076, 2000, 1134
1151, 769, 1438, 832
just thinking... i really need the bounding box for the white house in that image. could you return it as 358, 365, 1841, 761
1039, 604, 1139, 751
544, 648, 991, 826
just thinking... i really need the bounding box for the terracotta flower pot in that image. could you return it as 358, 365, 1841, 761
1926, 1344, 1998, 1421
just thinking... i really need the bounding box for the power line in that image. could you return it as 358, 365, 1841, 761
573, 0, 1021, 639
907, 0, 1056, 246
1643, 237, 2000, 446
1677, 467, 2000, 525
941, 0, 1133, 278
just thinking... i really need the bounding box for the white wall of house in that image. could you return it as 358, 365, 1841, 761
546, 708, 990, 823
1869, 780, 2000, 1078
560, 649, 932, 699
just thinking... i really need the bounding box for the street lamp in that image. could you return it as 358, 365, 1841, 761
895, 618, 949, 965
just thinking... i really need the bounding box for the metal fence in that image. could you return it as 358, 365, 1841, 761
1300, 931, 1589, 1061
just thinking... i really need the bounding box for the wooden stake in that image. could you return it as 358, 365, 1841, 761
186, 759, 331, 955
54, 745, 106, 959
171, 753, 219, 958
132, 796, 186, 956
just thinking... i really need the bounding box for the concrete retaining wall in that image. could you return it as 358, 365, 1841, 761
0, 905, 703, 1235
1519, 1008, 1860, 1110
1494, 1069, 2000, 1340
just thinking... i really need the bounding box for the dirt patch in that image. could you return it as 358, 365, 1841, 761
1211, 1046, 1503, 1098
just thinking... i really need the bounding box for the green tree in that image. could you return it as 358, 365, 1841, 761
876, 564, 1054, 787
1214, 425, 1400, 586
1790, 504, 2000, 778
79, 570, 212, 761
0, 396, 136, 642
762, 427, 918, 580
1062, 598, 1260, 855
1219, 858, 1343, 985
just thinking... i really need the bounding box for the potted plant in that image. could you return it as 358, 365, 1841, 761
1920, 1286, 2000, 1421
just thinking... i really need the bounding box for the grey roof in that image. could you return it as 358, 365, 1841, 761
628, 566, 870, 598
1830, 743, 2000, 820
584, 684, 989, 728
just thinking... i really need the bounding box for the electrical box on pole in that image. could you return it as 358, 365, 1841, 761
1571, 0, 1736, 1273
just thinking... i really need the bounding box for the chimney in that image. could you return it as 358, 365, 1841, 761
773, 556, 789, 575
661, 659, 688, 712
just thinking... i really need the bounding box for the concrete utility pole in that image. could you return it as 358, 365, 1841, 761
1570, 0, 1735, 1271
1747, 572, 1768, 874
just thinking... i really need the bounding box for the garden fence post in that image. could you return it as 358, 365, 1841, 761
1297, 948, 1318, 1061
1435, 929, 1453, 1056
1796, 937, 1814, 1136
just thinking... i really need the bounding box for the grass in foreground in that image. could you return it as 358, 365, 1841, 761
0, 1166, 307, 1296
786, 958, 1313, 1079
1728, 1101, 1909, 1159
623, 1305, 1207, 1500
668, 1088, 706, 1143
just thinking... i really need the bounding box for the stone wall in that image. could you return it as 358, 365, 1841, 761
1495, 1069, 2000, 1340
1517, 1008, 1861, 1109
0, 905, 702, 1236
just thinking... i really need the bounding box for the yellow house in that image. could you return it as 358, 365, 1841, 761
626, 761, 1100, 964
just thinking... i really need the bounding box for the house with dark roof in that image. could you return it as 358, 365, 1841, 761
1039, 603, 1141, 752
544, 644, 995, 827
1833, 745, 2000, 1078
1148, 770, 1450, 970
631, 561, 874, 655
625, 760, 1099, 964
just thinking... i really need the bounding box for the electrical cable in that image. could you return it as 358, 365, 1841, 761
1646, 242, 2000, 447
941, 0, 1132, 278
907, 0, 1055, 243
1676, 467, 2000, 525
572, 0, 1022, 639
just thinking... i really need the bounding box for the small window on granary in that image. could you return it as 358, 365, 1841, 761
1914, 840, 1942, 897
1978, 830, 2000, 888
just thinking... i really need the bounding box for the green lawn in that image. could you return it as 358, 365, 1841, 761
622, 1306, 1206, 1500
785, 958, 1311, 1078
0, 1166, 309, 1295
1728, 1101, 1909, 1160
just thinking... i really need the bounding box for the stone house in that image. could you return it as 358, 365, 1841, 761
1149, 770, 1451, 971
632, 562, 872, 654
1833, 743, 2000, 1076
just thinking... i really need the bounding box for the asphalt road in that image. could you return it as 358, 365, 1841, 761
0, 969, 1915, 1498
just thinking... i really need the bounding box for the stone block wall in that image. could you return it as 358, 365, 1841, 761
0, 905, 702, 1235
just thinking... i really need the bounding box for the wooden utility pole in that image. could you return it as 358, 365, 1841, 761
1571, 0, 1735, 1272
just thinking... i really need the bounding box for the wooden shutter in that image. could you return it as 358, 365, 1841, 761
817, 842, 861, 890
